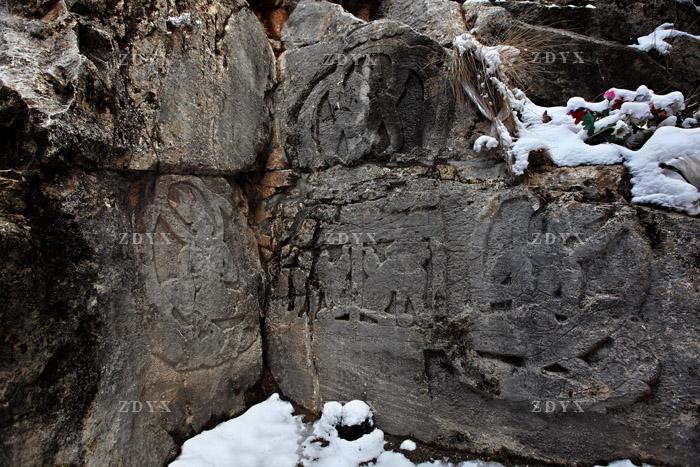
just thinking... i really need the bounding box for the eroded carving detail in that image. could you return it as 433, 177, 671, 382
315, 238, 446, 326
457, 197, 660, 410
140, 176, 258, 371
290, 24, 449, 168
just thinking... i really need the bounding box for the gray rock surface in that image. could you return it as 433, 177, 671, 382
0, 0, 275, 172
1, 0, 699, 465
263, 163, 699, 466
1, 1, 268, 465
377, 0, 466, 46
0, 171, 264, 466
262, 1, 700, 465
278, 6, 463, 168
155, 8, 275, 173
283, 0, 364, 47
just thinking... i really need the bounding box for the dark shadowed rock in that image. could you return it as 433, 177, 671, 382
0, 172, 264, 465
0, 0, 275, 173
0, 1, 269, 464
462, 3, 684, 105
484, 0, 700, 101
496, 0, 700, 45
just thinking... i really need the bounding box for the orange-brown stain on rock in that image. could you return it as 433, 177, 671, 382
267, 8, 289, 41
128, 184, 141, 209
255, 6, 289, 41
356, 4, 371, 22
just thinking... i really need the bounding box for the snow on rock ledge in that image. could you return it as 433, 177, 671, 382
631, 23, 700, 55
625, 127, 700, 216
508, 88, 700, 215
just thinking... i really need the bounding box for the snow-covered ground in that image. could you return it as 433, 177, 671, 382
170, 394, 654, 467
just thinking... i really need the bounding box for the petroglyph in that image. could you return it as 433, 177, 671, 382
140, 176, 259, 371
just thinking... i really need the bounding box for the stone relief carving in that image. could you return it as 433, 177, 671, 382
302, 196, 660, 412
314, 238, 446, 327
140, 176, 258, 371
457, 197, 660, 410
290, 24, 450, 168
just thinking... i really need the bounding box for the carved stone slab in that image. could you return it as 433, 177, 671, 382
278, 19, 454, 169
138, 175, 262, 371
265, 166, 700, 465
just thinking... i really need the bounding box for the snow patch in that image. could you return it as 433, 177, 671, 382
454, 34, 519, 76
170, 395, 662, 467
167, 12, 193, 28
474, 135, 499, 152
631, 23, 700, 55
509, 90, 625, 174
624, 127, 700, 216
169, 393, 303, 467
492, 79, 699, 215
400, 440, 417, 451
342, 400, 373, 427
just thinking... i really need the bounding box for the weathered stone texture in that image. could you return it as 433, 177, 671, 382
264, 163, 699, 465
378, 0, 466, 46
278, 4, 465, 169
2, 0, 699, 465
0, 0, 275, 173
0, 0, 270, 465
0, 171, 265, 465
261, 2, 700, 465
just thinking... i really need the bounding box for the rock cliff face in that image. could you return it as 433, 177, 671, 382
1, 0, 698, 466
1, 1, 272, 465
